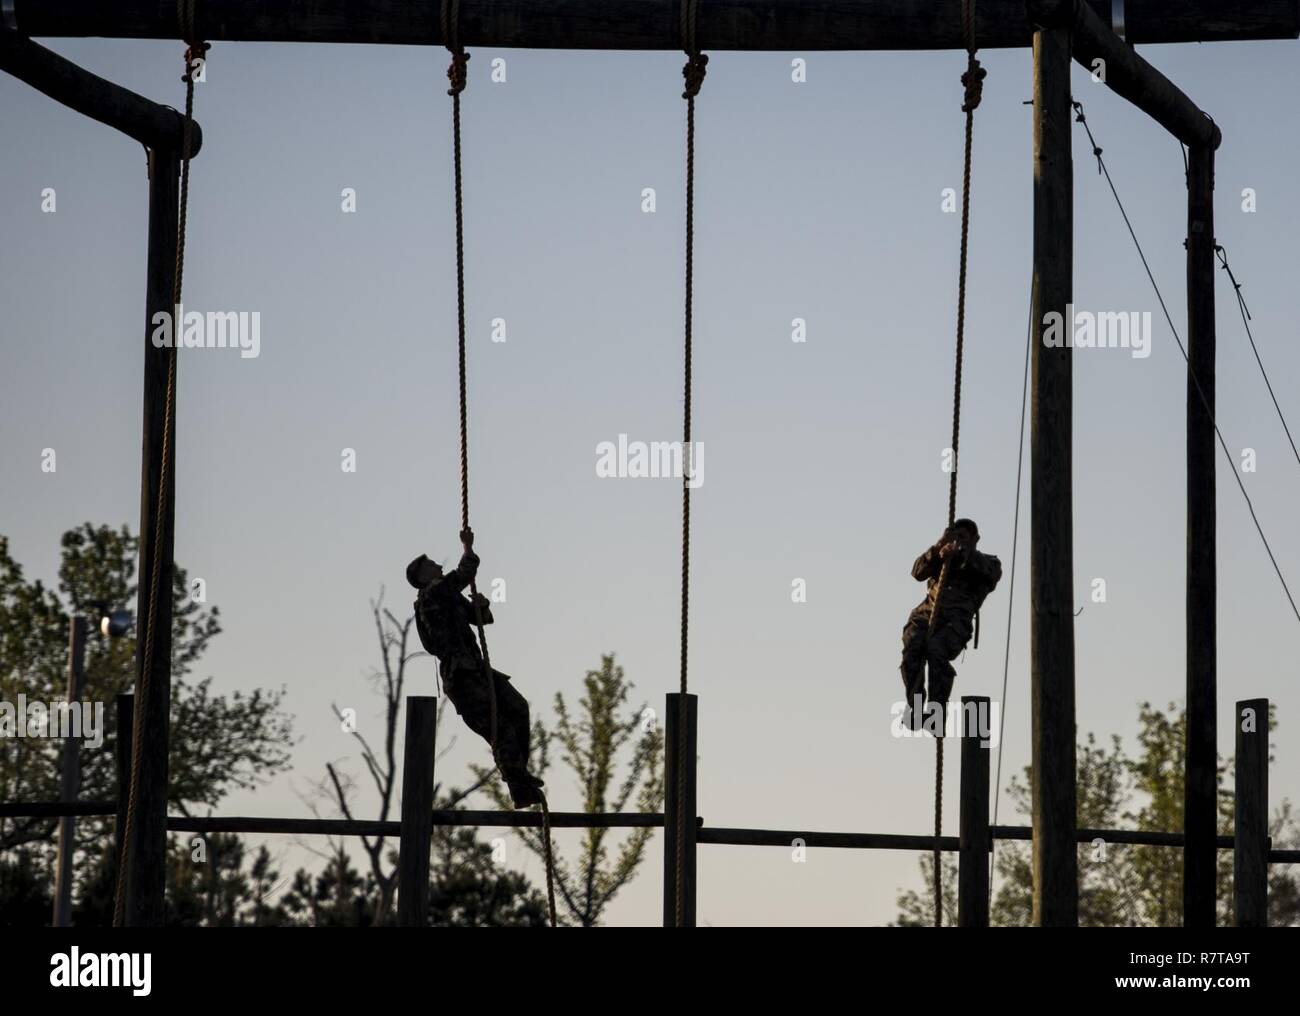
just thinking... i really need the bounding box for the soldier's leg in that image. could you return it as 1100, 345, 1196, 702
442, 665, 494, 746
925, 614, 974, 716
488, 670, 536, 783
445, 666, 542, 807
899, 607, 930, 699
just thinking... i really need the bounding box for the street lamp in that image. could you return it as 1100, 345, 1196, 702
52, 608, 134, 928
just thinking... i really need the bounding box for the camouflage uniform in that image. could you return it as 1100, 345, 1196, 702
412, 549, 541, 806
900, 534, 1002, 712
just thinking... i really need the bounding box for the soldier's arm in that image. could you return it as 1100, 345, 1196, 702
912, 543, 943, 582
971, 551, 1003, 592
445, 550, 480, 593
471, 592, 494, 625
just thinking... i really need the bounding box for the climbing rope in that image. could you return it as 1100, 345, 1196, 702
675, 0, 707, 930
1071, 101, 1300, 628
928, 0, 985, 930
441, 0, 494, 756
114, 0, 206, 927
441, 0, 556, 927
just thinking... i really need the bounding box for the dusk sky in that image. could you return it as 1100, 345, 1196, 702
3, 32, 1298, 925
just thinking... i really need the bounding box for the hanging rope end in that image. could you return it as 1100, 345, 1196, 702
960, 54, 986, 113
447, 51, 470, 96
682, 52, 708, 100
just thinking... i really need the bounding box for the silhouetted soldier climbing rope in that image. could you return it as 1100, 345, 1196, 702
407, 530, 545, 809
899, 519, 1002, 729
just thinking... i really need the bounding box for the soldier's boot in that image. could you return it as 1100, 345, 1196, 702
505, 769, 545, 809
900, 676, 926, 732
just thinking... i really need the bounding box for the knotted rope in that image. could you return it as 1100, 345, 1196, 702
441, 0, 555, 928
674, 0, 706, 929
931, 0, 984, 930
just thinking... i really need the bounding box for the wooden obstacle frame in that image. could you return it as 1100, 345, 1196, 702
3, 0, 1298, 926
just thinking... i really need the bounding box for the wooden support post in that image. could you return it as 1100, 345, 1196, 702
114, 693, 133, 880
1233, 699, 1269, 927
117, 146, 181, 928
15, 0, 1299, 49
1029, 9, 1078, 928
1183, 143, 1218, 928
663, 692, 697, 927
52, 616, 87, 928
958, 696, 991, 927
397, 696, 438, 927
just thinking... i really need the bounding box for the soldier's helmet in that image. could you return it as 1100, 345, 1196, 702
951, 518, 980, 540
406, 554, 444, 589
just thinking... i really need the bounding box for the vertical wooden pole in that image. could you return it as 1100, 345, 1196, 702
119, 146, 180, 927
1184, 143, 1218, 928
52, 616, 87, 927
114, 693, 134, 879
1233, 698, 1268, 927
398, 696, 438, 927
663, 692, 697, 927
958, 695, 991, 927
1029, 16, 1078, 927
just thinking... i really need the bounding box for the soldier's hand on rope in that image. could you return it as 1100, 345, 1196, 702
460, 528, 475, 551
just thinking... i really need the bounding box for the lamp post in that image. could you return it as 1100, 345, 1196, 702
51, 609, 132, 927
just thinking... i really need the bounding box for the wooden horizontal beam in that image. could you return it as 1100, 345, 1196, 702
699, 827, 963, 850
12, 1, 1298, 50
1030, 0, 1221, 148
7, 802, 1295, 860
0, 29, 201, 155
167, 810, 665, 835
0, 805, 1202, 854
993, 824, 1243, 849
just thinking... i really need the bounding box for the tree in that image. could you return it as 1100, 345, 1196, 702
893, 702, 1300, 926
474, 653, 665, 926
0, 524, 295, 920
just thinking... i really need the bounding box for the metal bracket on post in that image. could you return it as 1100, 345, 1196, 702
1111, 0, 1127, 42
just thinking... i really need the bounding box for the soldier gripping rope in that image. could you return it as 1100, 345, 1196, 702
899, 518, 1002, 728
407, 529, 545, 809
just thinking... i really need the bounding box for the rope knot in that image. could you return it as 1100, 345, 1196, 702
181, 41, 210, 84
960, 55, 986, 113
682, 52, 709, 100
447, 51, 470, 96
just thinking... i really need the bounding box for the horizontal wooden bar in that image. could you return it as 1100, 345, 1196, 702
993, 824, 1242, 849
13, 1, 1298, 50
699, 827, 963, 851
0, 29, 201, 155
169, 810, 664, 835
9, 801, 1294, 861
1031, 0, 1221, 148
0, 800, 117, 818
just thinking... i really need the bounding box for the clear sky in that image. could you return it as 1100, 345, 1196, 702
2, 32, 1298, 926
